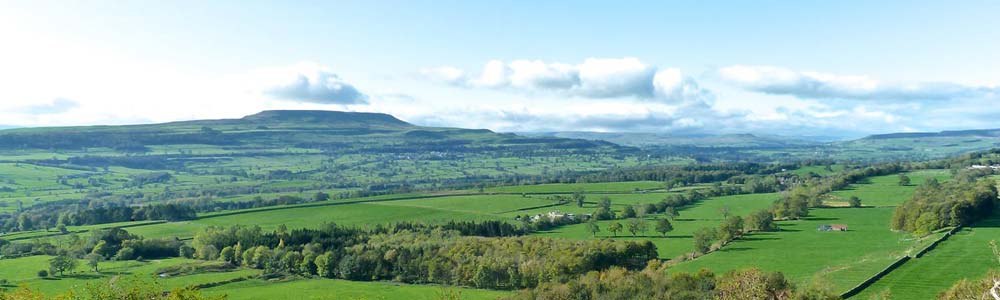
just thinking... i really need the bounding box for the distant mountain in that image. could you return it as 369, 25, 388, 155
862, 128, 1000, 140
521, 131, 819, 148
0, 110, 621, 155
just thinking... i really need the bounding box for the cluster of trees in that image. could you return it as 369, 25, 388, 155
891, 177, 998, 235
507, 260, 838, 300
0, 201, 196, 233
189, 223, 657, 290
1, 228, 179, 263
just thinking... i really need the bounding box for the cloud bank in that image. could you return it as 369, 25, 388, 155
719, 65, 998, 101
421, 57, 711, 103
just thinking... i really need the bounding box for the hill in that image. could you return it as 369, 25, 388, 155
523, 132, 819, 148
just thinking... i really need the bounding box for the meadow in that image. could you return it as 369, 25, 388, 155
669, 208, 941, 294
828, 170, 952, 207
851, 214, 1000, 299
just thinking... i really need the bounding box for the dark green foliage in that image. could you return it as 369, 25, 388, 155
848, 196, 862, 208
48, 255, 77, 276
891, 178, 998, 235
693, 227, 718, 254
193, 224, 657, 290
655, 218, 673, 237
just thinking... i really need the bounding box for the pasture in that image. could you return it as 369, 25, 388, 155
851, 214, 1000, 299
668, 207, 940, 294
531, 193, 781, 258
828, 169, 951, 207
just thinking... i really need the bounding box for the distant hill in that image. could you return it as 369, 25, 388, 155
862, 128, 1000, 140
522, 131, 819, 148
0, 110, 624, 152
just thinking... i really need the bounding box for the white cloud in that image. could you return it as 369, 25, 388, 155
421, 57, 709, 102
254, 62, 368, 104
719, 65, 998, 101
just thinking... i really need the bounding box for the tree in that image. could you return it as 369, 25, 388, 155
49, 255, 77, 276
745, 209, 777, 232
655, 218, 673, 237
664, 206, 679, 220
898, 174, 911, 186
719, 216, 745, 242
115, 247, 136, 261
598, 196, 612, 210
57, 224, 68, 234
693, 227, 718, 254
85, 253, 102, 272
573, 190, 586, 207
197, 244, 219, 260
314, 191, 330, 202
848, 196, 862, 208
623, 206, 637, 219
179, 245, 195, 259
91, 240, 112, 258
586, 218, 600, 237
219, 246, 235, 264
608, 222, 623, 237
719, 206, 731, 219
627, 218, 648, 237
315, 251, 335, 278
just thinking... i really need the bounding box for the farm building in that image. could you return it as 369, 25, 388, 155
817, 224, 848, 231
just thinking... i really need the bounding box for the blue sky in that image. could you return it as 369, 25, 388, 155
1, 1, 998, 138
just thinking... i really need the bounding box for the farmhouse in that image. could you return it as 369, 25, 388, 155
817, 224, 848, 231
522, 211, 580, 222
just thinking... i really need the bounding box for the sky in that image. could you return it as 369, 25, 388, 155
1, 1, 999, 138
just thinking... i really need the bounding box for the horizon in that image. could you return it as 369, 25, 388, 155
2, 1, 999, 137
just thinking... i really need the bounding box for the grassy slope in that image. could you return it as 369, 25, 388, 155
852, 214, 1000, 300
529, 193, 780, 259
669, 208, 938, 294
828, 170, 951, 207
0, 256, 255, 295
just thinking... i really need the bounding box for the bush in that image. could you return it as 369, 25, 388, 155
37, 270, 48, 278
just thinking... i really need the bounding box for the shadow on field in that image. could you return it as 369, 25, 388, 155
64, 274, 103, 280
719, 247, 753, 252
803, 217, 839, 221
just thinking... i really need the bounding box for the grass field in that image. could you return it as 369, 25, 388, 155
828, 170, 951, 207
128, 201, 503, 239
0, 256, 255, 296
669, 207, 939, 294
851, 214, 1000, 299
484, 181, 665, 193
204, 278, 510, 300
531, 193, 781, 258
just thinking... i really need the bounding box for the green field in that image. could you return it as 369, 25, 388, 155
485, 181, 665, 193
852, 214, 1000, 299
0, 256, 256, 295
531, 193, 781, 258
669, 208, 940, 294
829, 170, 952, 207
